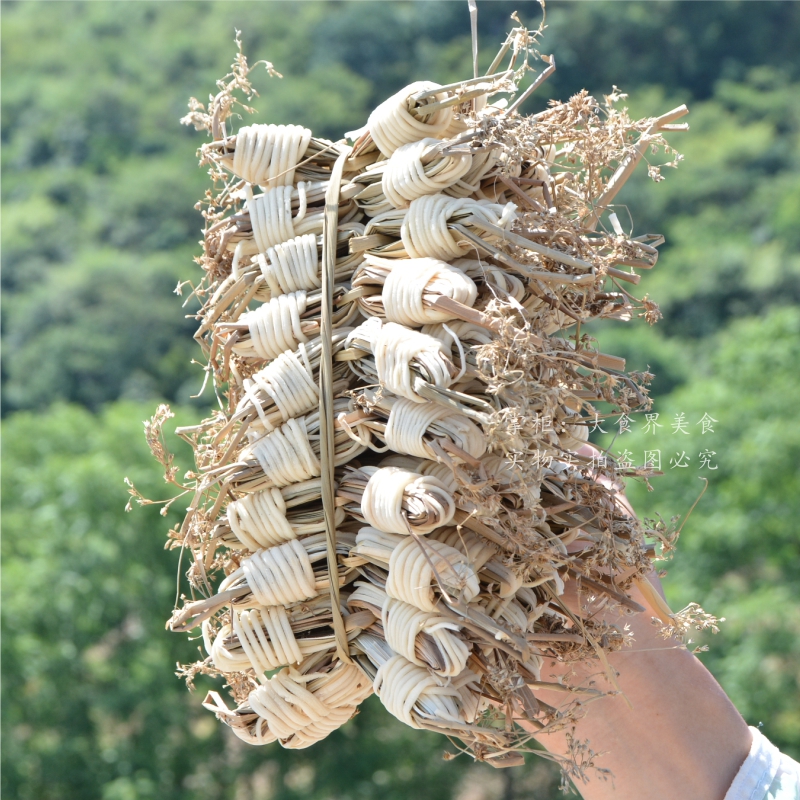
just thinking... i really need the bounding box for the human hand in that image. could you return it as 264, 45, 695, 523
525, 441, 752, 800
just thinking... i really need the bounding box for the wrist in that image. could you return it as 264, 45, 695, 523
527, 582, 751, 800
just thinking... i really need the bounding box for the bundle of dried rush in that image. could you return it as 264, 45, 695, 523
133, 13, 700, 777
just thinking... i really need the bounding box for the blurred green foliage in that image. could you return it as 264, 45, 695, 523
3, 1, 800, 408
3, 404, 559, 800
2, 2, 799, 798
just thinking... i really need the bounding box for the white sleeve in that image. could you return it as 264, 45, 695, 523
725, 727, 800, 800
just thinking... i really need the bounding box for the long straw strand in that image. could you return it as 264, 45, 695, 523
469, 1, 479, 80
319, 147, 353, 664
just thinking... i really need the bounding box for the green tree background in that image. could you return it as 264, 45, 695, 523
2, 2, 799, 798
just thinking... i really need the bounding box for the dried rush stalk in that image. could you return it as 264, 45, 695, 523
127, 18, 714, 782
